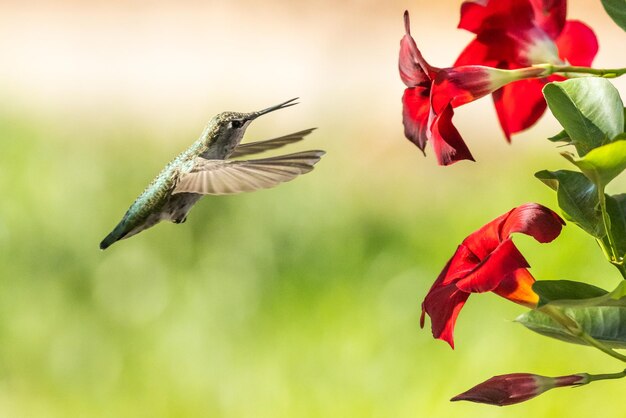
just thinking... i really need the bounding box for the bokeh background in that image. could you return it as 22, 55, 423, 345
1, 0, 626, 416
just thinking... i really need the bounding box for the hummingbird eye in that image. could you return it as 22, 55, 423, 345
230, 120, 244, 129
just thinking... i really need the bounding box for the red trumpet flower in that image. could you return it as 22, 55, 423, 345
420, 203, 565, 348
455, 0, 598, 140
400, 11, 546, 165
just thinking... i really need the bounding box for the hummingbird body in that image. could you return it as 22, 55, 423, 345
100, 99, 324, 250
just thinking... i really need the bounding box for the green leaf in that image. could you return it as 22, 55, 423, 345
609, 281, 626, 300
535, 170, 604, 237
517, 304, 626, 348
518, 288, 626, 348
533, 280, 608, 307
562, 140, 626, 188
543, 79, 624, 156
548, 129, 571, 144
602, 0, 626, 32
605, 194, 626, 258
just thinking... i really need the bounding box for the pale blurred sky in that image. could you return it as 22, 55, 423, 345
1, 0, 624, 151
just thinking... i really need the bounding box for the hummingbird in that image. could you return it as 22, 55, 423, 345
100, 98, 324, 250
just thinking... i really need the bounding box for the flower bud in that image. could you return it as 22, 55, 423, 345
451, 372, 588, 406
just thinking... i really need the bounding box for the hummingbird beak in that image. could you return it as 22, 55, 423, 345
249, 98, 299, 120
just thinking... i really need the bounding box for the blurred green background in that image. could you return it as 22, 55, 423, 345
1, 0, 626, 416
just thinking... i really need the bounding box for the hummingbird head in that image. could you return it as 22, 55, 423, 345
207, 98, 299, 150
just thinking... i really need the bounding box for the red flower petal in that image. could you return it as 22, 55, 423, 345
399, 11, 436, 87
458, 1, 488, 34
454, 33, 516, 67
402, 87, 431, 152
461, 203, 564, 262
399, 32, 428, 88
439, 244, 481, 286
458, 0, 535, 34
494, 268, 539, 307
530, 0, 567, 38
459, 0, 568, 44
461, 213, 508, 260
492, 78, 547, 140
500, 203, 565, 243
555, 20, 598, 67
421, 259, 471, 349
432, 66, 493, 111
456, 239, 530, 293
429, 104, 475, 165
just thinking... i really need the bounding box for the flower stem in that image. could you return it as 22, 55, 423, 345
578, 333, 626, 363
598, 191, 618, 261
533, 64, 626, 78
586, 369, 626, 383
597, 238, 612, 260
596, 190, 626, 280
598, 238, 626, 279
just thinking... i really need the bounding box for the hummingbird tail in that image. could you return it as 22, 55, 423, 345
100, 214, 162, 249
99, 224, 129, 250
99, 231, 120, 250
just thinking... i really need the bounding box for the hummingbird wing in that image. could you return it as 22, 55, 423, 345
172, 150, 325, 195
229, 128, 317, 159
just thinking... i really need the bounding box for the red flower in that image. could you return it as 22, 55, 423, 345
420, 203, 564, 348
400, 11, 546, 165
451, 372, 588, 406
455, 0, 598, 140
